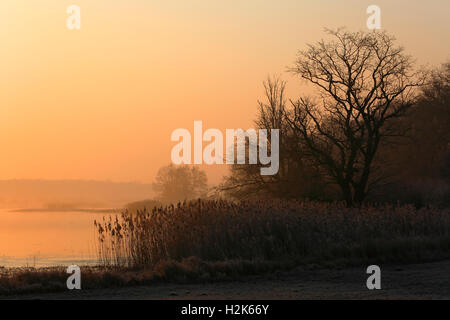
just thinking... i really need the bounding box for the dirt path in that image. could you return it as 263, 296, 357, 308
6, 260, 450, 300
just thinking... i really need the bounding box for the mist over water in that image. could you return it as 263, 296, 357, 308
0, 180, 153, 209
0, 209, 116, 267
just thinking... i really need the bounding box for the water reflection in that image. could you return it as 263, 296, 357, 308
0, 209, 117, 267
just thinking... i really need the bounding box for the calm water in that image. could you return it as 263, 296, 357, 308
0, 209, 117, 267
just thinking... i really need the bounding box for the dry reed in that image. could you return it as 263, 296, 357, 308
95, 200, 450, 268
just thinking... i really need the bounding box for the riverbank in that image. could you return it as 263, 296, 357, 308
2, 201, 450, 298
3, 260, 450, 300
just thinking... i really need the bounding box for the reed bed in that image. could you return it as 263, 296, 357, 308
95, 200, 450, 269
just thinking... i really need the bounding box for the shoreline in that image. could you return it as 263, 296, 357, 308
9, 208, 122, 213
3, 259, 450, 300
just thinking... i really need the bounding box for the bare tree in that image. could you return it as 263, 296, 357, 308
220, 76, 326, 200
220, 77, 286, 199
287, 29, 425, 206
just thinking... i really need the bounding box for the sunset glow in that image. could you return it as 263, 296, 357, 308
1, 0, 449, 184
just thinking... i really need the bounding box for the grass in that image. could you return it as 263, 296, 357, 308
0, 259, 296, 296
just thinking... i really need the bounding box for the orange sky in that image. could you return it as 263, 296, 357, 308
1, 0, 449, 185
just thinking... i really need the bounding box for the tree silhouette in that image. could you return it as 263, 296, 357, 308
153, 164, 208, 204
221, 76, 326, 200
287, 29, 425, 206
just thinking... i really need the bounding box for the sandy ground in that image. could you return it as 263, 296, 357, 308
5, 260, 450, 300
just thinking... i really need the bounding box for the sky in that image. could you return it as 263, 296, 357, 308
1, 0, 449, 185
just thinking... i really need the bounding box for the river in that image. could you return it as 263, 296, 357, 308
0, 209, 117, 267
